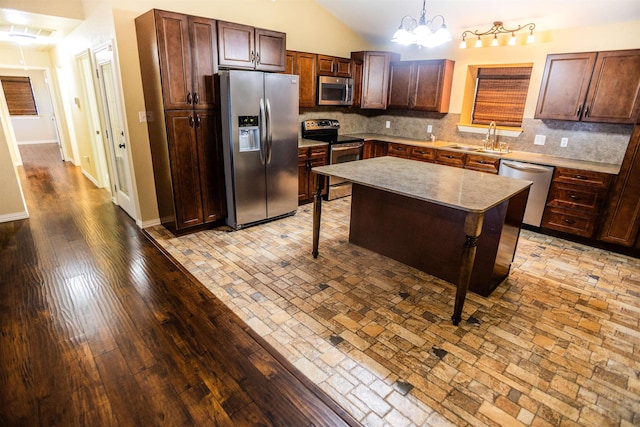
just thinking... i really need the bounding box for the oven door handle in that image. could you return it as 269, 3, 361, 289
259, 98, 266, 165
331, 143, 364, 152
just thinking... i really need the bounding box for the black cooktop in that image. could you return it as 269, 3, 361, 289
301, 119, 364, 145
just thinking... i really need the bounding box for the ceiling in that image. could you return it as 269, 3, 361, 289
0, 0, 639, 51
315, 0, 640, 46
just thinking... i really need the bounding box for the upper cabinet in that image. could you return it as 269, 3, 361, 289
285, 50, 317, 108
317, 54, 352, 77
535, 49, 640, 124
387, 59, 454, 112
217, 21, 286, 72
149, 11, 218, 110
351, 51, 400, 109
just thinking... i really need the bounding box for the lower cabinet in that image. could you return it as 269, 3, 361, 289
465, 154, 499, 174
541, 167, 612, 238
363, 140, 388, 159
435, 150, 465, 168
298, 145, 329, 203
165, 110, 226, 230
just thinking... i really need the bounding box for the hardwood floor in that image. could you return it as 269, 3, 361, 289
0, 144, 358, 426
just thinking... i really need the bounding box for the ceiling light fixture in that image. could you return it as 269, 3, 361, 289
391, 0, 452, 48
9, 33, 37, 45
459, 21, 535, 48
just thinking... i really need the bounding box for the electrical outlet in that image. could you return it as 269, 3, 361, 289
427, 125, 433, 133
138, 111, 147, 122
385, 120, 391, 129
560, 137, 569, 147
534, 135, 546, 146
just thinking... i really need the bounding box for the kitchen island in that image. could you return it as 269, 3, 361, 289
311, 156, 532, 325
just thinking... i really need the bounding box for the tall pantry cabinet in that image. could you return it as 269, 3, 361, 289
135, 9, 226, 233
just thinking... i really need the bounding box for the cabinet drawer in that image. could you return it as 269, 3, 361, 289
542, 207, 597, 238
410, 147, 435, 162
388, 143, 411, 158
465, 154, 499, 174
553, 167, 612, 189
298, 147, 309, 160
435, 150, 465, 167
546, 183, 606, 213
309, 146, 329, 159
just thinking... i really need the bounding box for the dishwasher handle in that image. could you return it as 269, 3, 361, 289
501, 161, 553, 174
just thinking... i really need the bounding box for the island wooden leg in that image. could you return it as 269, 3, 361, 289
312, 173, 325, 259
452, 212, 484, 326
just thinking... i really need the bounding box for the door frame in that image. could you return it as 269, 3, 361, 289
91, 40, 138, 220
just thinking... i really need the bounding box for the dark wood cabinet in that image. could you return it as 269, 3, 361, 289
363, 140, 388, 159
388, 59, 454, 112
387, 142, 411, 159
317, 55, 352, 77
541, 167, 612, 238
535, 49, 640, 124
285, 51, 317, 108
351, 59, 363, 109
464, 154, 499, 174
598, 125, 640, 246
135, 9, 226, 233
351, 51, 400, 109
298, 145, 329, 203
217, 21, 286, 72
435, 149, 465, 168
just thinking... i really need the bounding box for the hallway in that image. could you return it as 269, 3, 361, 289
0, 143, 356, 426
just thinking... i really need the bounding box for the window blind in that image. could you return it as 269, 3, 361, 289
472, 66, 532, 127
0, 76, 38, 116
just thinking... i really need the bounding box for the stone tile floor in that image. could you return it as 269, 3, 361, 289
147, 197, 640, 426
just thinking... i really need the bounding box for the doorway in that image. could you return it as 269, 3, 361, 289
92, 42, 137, 220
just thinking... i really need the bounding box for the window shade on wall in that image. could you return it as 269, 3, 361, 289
0, 76, 38, 116
472, 67, 532, 127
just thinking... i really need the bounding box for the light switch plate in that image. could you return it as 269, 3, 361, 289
560, 137, 569, 147
138, 111, 147, 122
534, 135, 546, 146
385, 121, 391, 129
427, 125, 432, 133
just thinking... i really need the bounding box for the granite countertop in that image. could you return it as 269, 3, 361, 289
298, 138, 329, 148
343, 133, 621, 175
312, 156, 532, 213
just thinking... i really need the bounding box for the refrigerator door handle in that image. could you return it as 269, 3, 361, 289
265, 98, 273, 164
259, 98, 267, 165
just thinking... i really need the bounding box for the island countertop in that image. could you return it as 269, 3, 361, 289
312, 156, 532, 213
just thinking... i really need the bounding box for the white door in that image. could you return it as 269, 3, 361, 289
93, 43, 137, 219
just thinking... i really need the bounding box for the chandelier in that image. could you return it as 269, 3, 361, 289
460, 21, 536, 48
391, 0, 452, 48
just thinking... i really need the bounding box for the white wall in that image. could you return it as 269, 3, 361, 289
0, 69, 59, 144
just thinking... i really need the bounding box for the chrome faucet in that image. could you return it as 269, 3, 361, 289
484, 121, 497, 151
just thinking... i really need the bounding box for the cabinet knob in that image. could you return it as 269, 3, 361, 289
569, 194, 582, 200
576, 105, 582, 116
584, 105, 590, 117
193, 93, 199, 105
187, 92, 193, 104
573, 174, 587, 180
563, 218, 577, 225
255, 52, 260, 65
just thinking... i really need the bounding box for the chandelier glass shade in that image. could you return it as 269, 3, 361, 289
460, 21, 536, 48
391, 0, 452, 48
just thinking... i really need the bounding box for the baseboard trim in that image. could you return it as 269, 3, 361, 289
17, 140, 59, 145
0, 211, 29, 223
140, 218, 161, 229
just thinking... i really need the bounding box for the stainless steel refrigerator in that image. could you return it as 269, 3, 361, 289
218, 70, 299, 229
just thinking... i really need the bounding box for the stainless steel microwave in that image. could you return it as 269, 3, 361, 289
317, 76, 354, 106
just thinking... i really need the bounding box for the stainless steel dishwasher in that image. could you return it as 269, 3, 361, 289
499, 160, 554, 227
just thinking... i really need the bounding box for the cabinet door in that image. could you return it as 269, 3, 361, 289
195, 110, 226, 223
189, 17, 218, 109
255, 28, 286, 72
387, 61, 414, 109
534, 52, 597, 120
317, 55, 336, 76
166, 111, 204, 229
599, 126, 640, 246
387, 142, 411, 159
217, 21, 255, 69
356, 51, 396, 109
413, 60, 453, 112
296, 52, 317, 108
155, 11, 193, 110
351, 59, 362, 109
582, 49, 640, 124
334, 58, 352, 77
284, 50, 296, 74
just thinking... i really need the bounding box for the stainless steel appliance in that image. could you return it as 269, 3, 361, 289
317, 76, 354, 106
301, 119, 364, 200
219, 70, 299, 229
499, 160, 554, 227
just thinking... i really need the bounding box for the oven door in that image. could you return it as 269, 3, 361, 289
328, 141, 363, 200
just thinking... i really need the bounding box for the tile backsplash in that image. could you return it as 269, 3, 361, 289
300, 109, 633, 165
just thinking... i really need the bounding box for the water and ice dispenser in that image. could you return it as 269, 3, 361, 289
238, 115, 260, 152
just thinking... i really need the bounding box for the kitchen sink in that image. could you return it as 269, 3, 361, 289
445, 144, 481, 152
